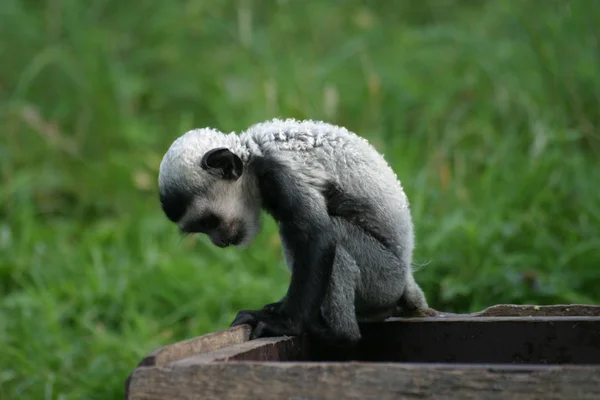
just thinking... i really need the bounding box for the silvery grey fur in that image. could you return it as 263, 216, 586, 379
158, 118, 429, 345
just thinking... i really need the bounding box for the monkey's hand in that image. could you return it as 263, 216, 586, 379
229, 298, 286, 329
230, 306, 303, 340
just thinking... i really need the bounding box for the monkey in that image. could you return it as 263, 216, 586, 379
158, 118, 434, 346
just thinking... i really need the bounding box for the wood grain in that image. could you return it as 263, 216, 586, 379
127, 362, 600, 400
124, 325, 251, 399
440, 304, 600, 317
169, 335, 308, 366
143, 324, 252, 367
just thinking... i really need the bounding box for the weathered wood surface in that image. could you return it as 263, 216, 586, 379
437, 303, 600, 317
170, 336, 308, 366
135, 324, 252, 368
128, 362, 600, 400
124, 325, 251, 398
125, 304, 600, 400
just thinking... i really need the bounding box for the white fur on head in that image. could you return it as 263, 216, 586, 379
158, 128, 248, 191
158, 127, 261, 247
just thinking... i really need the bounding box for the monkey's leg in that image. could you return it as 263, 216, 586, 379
261, 298, 286, 313
397, 272, 427, 310
237, 246, 362, 347
319, 246, 361, 345
329, 217, 436, 321
321, 218, 397, 326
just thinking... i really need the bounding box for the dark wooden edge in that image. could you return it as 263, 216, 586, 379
135, 304, 600, 363
127, 362, 600, 400
376, 315, 600, 323
154, 315, 600, 366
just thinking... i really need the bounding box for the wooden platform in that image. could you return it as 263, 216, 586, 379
125, 304, 600, 400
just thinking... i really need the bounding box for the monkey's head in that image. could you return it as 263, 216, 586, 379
158, 128, 261, 248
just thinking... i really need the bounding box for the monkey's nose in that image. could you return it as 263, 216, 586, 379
228, 220, 245, 245
229, 220, 240, 235
210, 220, 244, 248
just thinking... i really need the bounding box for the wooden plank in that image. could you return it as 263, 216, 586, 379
169, 336, 308, 366
125, 304, 600, 399
125, 325, 251, 399
438, 304, 600, 317
137, 324, 252, 367
127, 362, 600, 400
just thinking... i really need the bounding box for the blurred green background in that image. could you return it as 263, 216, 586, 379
1, 0, 599, 398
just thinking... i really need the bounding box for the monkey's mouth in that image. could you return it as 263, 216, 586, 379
211, 231, 245, 248
213, 240, 230, 248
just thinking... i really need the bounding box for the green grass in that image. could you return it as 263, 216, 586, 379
1, 0, 599, 398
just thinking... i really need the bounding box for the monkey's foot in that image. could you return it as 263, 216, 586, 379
230, 309, 302, 340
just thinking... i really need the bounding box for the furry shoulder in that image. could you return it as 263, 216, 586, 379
241, 118, 368, 156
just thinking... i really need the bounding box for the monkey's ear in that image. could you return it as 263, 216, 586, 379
200, 147, 243, 180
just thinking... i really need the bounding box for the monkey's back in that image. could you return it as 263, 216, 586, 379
242, 119, 414, 254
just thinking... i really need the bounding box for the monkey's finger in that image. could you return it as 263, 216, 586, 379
230, 311, 258, 327
251, 321, 273, 340
251, 319, 297, 340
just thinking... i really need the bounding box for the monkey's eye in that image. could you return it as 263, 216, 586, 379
184, 213, 221, 233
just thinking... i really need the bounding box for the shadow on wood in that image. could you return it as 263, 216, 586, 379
126, 304, 600, 400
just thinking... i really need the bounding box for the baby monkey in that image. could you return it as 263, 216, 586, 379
158, 118, 434, 346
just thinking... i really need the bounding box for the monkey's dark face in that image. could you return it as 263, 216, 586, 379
159, 132, 261, 249
180, 211, 247, 248
159, 184, 257, 248
159, 173, 261, 248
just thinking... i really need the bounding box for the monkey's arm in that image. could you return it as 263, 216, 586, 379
231, 198, 338, 342
231, 157, 341, 343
